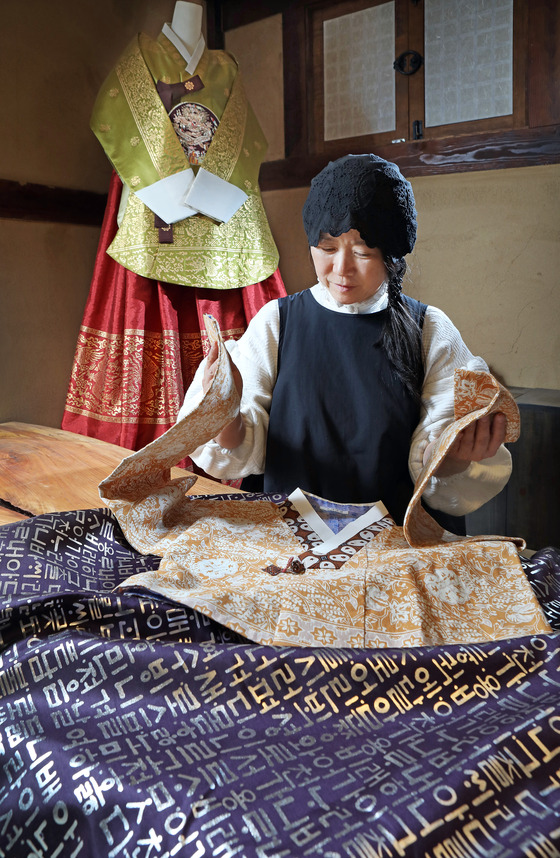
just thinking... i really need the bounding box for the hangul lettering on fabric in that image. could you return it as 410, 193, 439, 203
432, 652, 463, 685
496, 649, 546, 687
164, 682, 201, 716
3, 749, 26, 789
36, 759, 63, 801
76, 659, 107, 693
202, 759, 237, 789
241, 807, 280, 843
411, 666, 443, 702
366, 652, 400, 682
224, 653, 252, 686
23, 819, 50, 858
41, 605, 69, 634
4, 539, 26, 561
141, 658, 171, 685
247, 678, 280, 713
1, 821, 24, 854
115, 617, 140, 639
74, 775, 116, 814
0, 663, 28, 699
164, 606, 192, 636
19, 614, 42, 638
50, 815, 83, 858
225, 688, 252, 716
193, 669, 226, 703
99, 805, 135, 853
205, 705, 236, 733
471, 672, 501, 699
113, 675, 143, 708
257, 742, 298, 767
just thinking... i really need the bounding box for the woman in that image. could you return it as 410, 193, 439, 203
178, 154, 510, 531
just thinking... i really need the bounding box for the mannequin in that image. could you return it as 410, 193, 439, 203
169, 1, 203, 54
62, 0, 285, 457
117, 0, 247, 229
90, 0, 277, 282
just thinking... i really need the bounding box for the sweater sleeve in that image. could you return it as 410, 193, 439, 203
177, 300, 280, 479
409, 306, 512, 516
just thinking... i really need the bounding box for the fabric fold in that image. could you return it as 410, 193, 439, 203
404, 368, 522, 548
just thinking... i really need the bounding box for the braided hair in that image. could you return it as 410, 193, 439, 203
382, 255, 424, 402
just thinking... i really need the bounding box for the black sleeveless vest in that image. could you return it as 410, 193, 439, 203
262, 290, 426, 525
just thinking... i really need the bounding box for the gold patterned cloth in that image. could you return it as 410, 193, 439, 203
91, 33, 279, 289
99, 317, 551, 648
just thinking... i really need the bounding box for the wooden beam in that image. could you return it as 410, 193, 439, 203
259, 125, 560, 190
0, 179, 107, 226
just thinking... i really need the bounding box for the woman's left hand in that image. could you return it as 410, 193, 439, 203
425, 412, 507, 477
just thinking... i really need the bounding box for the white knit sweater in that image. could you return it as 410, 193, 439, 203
178, 283, 511, 516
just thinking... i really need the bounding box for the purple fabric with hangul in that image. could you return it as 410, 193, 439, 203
0, 506, 559, 856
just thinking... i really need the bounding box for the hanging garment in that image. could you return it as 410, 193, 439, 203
90, 31, 279, 289
62, 172, 284, 452
63, 31, 285, 450
98, 316, 551, 649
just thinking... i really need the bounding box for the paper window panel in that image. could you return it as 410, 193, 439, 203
323, 2, 396, 141
424, 0, 513, 128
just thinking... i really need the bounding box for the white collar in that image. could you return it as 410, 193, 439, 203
287, 488, 388, 554
162, 23, 206, 74
310, 281, 389, 314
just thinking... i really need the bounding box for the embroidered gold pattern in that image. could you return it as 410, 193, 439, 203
130, 176, 141, 187
99, 124, 111, 132
108, 191, 277, 289
64, 326, 205, 424
108, 88, 119, 97
115, 36, 184, 181
202, 73, 247, 183
130, 136, 140, 147
184, 81, 195, 91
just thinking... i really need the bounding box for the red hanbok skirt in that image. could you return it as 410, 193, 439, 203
62, 171, 285, 467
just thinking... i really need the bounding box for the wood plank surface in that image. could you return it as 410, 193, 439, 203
0, 422, 229, 525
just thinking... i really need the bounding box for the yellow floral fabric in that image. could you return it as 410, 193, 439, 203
99, 317, 551, 648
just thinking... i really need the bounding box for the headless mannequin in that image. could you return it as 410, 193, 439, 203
118, 0, 247, 226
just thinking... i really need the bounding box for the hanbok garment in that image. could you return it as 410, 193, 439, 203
98, 316, 551, 649
62, 31, 284, 454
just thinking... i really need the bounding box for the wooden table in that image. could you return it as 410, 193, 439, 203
0, 422, 228, 526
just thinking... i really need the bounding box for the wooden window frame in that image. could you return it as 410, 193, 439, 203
3, 0, 558, 224
210, 0, 560, 191
308, 0, 410, 156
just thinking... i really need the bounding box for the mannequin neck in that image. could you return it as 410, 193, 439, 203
170, 2, 203, 55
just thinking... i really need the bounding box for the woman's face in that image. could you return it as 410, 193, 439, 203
310, 229, 387, 305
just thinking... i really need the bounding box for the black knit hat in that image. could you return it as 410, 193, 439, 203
302, 154, 417, 258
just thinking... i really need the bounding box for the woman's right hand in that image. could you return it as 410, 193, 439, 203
202, 341, 243, 398
202, 341, 220, 393
202, 341, 246, 449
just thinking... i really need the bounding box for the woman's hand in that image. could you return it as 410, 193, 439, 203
202, 341, 243, 398
424, 412, 507, 478
202, 341, 246, 449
